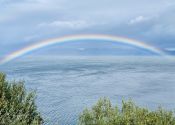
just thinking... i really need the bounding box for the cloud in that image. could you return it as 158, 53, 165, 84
140, 8, 175, 38
23, 34, 40, 41
128, 16, 149, 25
78, 48, 85, 51
165, 48, 175, 51
38, 20, 94, 30
1, 0, 175, 55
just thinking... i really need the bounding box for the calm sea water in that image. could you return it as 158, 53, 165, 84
0, 56, 175, 125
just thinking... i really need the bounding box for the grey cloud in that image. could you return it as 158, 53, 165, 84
1, 0, 175, 55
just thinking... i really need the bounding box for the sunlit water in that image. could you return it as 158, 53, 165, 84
0, 56, 175, 125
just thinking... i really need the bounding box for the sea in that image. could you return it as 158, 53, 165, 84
0, 56, 175, 125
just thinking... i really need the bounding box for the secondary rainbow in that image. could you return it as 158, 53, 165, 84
0, 34, 166, 64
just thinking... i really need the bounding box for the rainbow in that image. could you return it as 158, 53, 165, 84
0, 34, 166, 64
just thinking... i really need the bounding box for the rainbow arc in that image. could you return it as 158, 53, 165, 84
0, 34, 166, 64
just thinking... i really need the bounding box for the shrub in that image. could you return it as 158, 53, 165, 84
0, 73, 43, 125
78, 98, 175, 125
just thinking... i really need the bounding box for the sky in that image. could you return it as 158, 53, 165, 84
0, 0, 175, 56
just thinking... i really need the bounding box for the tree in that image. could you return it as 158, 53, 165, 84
78, 98, 175, 125
0, 73, 43, 125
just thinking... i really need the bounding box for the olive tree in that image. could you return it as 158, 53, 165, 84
78, 98, 175, 125
0, 73, 43, 125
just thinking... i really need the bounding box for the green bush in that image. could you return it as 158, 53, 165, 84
0, 73, 43, 125
78, 98, 175, 125
1, 72, 175, 125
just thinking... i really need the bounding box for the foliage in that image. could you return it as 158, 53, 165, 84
1, 72, 175, 125
0, 73, 43, 125
78, 98, 175, 125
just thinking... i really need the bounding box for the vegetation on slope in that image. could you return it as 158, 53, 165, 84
1, 72, 175, 125
0, 73, 42, 125
78, 98, 175, 125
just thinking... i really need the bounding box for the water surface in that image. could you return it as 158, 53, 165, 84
0, 56, 175, 125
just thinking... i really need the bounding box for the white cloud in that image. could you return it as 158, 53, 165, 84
129, 16, 149, 25
38, 20, 94, 30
